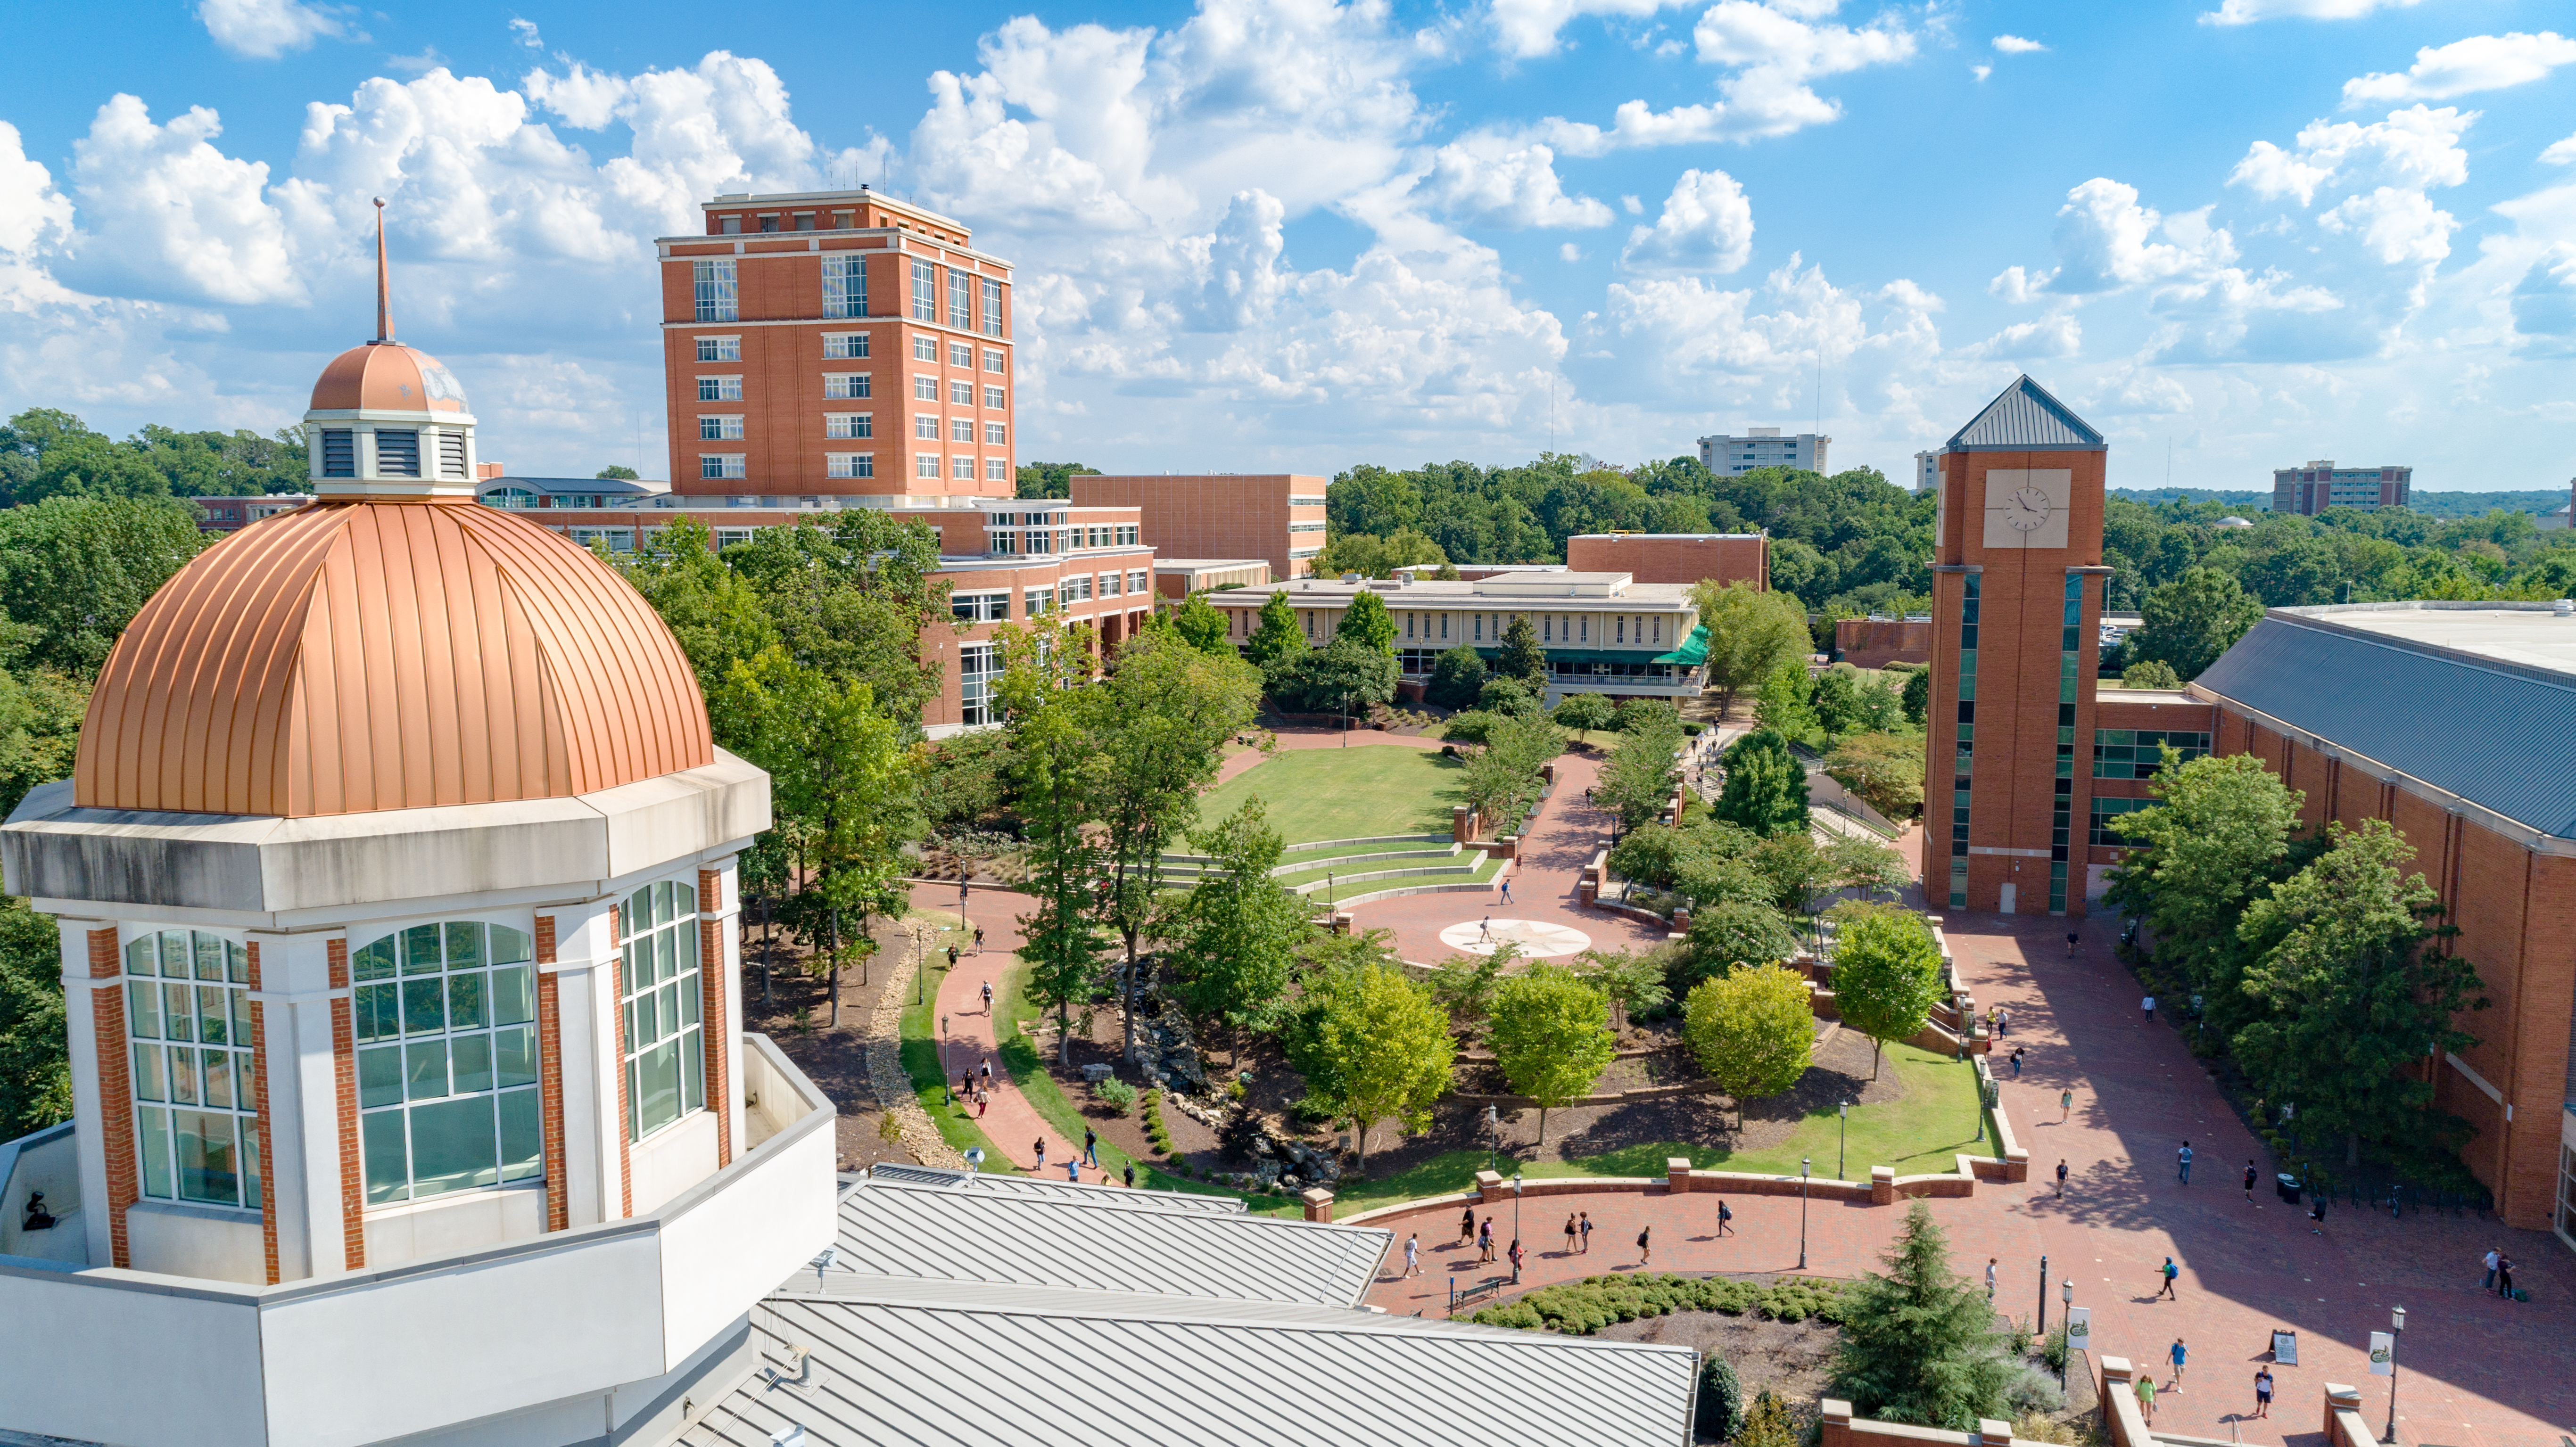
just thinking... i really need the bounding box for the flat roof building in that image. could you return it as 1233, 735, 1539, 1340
1697, 427, 1828, 477
2272, 459, 2410, 514
1070, 473, 1328, 580
1564, 532, 1767, 589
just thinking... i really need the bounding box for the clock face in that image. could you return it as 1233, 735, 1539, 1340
2004, 485, 2052, 531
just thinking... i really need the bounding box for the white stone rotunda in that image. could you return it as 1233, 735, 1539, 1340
0, 219, 835, 1447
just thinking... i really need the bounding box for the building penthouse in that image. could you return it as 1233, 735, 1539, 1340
1204, 571, 1707, 705
2272, 459, 2411, 514
660, 187, 1012, 503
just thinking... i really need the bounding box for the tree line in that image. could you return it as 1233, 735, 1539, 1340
0, 409, 311, 505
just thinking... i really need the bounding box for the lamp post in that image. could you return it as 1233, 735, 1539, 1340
1837, 1101, 1849, 1181
2382, 1306, 2405, 1444
1798, 1158, 1811, 1271
2059, 1280, 2073, 1385
1511, 1173, 1524, 1282
2037, 1254, 2049, 1336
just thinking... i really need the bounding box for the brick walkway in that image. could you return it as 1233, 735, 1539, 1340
1359, 912, 2575, 1447
1342, 745, 1673, 963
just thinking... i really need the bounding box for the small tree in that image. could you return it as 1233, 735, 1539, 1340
1715, 729, 1810, 837
1825, 832, 1911, 902
1496, 612, 1547, 684
1693, 579, 1810, 719
1487, 966, 1616, 1145
1599, 706, 1684, 830
1552, 691, 1615, 743
1169, 592, 1234, 655
1825, 731, 1925, 821
2121, 657, 2182, 689
1678, 900, 1798, 990
1336, 588, 1398, 653
1426, 644, 1487, 709
1830, 902, 1944, 1079
1697, 1355, 1745, 1443
1830, 1201, 2016, 1429
1478, 674, 1542, 717
1245, 589, 1305, 668
1684, 963, 1814, 1128
1175, 798, 1313, 1061
1899, 666, 1930, 724
1283, 952, 1455, 1170
1735, 1391, 1798, 1447
1428, 941, 1517, 1032
1571, 947, 1671, 1028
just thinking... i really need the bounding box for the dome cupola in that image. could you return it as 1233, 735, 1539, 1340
304, 198, 480, 499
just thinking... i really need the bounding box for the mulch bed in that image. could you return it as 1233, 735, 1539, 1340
739, 913, 934, 1174
1598, 1297, 1841, 1438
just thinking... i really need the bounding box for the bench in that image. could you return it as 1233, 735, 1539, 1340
1449, 1275, 1511, 1317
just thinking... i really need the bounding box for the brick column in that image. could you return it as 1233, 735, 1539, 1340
328, 938, 363, 1271
535, 915, 569, 1233
88, 927, 136, 1270
247, 942, 280, 1285
698, 868, 732, 1169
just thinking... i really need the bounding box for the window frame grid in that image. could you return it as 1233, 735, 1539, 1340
350, 920, 542, 1206
124, 929, 261, 1212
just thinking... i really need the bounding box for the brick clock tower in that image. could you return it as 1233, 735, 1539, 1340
1921, 376, 2109, 916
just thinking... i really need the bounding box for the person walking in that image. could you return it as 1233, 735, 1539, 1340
2156, 1255, 2179, 1300
972, 927, 984, 953
945, 943, 958, 971
1579, 1211, 1593, 1254
2142, 993, 2156, 1022
2010, 1047, 2024, 1079
2497, 1254, 2515, 1301
1083, 1127, 1099, 1168
1997, 1007, 2010, 1038
1063, 1157, 1081, 1183
975, 1085, 989, 1118
2482, 1247, 2500, 1293
1123, 1164, 1136, 1189
2177, 1141, 2193, 1185
1508, 1238, 1524, 1282
980, 980, 993, 1014
1478, 1217, 1494, 1263
1477, 917, 1493, 945
1033, 1138, 1047, 1172
1985, 1258, 1998, 1300
2168, 1338, 2187, 1389
2253, 1366, 2273, 1418
1563, 1213, 1578, 1256
2060, 1089, 2073, 1123
1499, 876, 1513, 905
2056, 1159, 2069, 1198
1461, 1206, 1478, 1245
979, 1057, 993, 1088
1404, 1233, 1420, 1278
2065, 930, 2079, 957
2243, 1159, 2258, 1201
1636, 1225, 1651, 1266
2310, 1194, 2327, 1233
2136, 1373, 2157, 1426
1717, 1200, 1734, 1236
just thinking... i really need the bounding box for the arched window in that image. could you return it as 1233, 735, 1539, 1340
619, 880, 704, 1142
352, 922, 540, 1204
124, 930, 259, 1209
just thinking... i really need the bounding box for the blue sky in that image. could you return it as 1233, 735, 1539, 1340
2, 0, 2573, 492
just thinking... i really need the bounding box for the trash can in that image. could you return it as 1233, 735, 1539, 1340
2275, 1173, 2302, 1205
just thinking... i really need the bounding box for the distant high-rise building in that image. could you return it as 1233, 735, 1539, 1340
1915, 450, 1938, 493
1697, 427, 1828, 476
2271, 459, 2410, 514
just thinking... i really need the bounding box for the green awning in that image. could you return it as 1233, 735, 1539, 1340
1653, 624, 1708, 666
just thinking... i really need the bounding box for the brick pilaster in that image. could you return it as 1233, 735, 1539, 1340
611, 908, 632, 1218
248, 942, 279, 1284
328, 938, 363, 1270
698, 868, 732, 1169
89, 927, 136, 1270
535, 915, 569, 1233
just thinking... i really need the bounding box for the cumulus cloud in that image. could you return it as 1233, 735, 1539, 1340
1530, 0, 1914, 155
2228, 105, 2470, 206
1620, 168, 1754, 275
2318, 185, 2458, 264
1991, 35, 2046, 54
2341, 32, 2576, 106
0, 122, 74, 259
2044, 180, 2236, 294
1488, 0, 1684, 59
1972, 64, 1991, 82
197, 0, 343, 59
2199, 0, 2421, 25
66, 96, 301, 305
1415, 136, 1613, 229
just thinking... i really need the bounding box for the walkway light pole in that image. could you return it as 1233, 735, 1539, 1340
2037, 1255, 2049, 1335
1797, 1158, 1810, 1271
2382, 1306, 2405, 1444
2059, 1280, 2073, 1385
1837, 1101, 1849, 1181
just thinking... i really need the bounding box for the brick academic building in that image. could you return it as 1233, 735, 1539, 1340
1919, 375, 2576, 1242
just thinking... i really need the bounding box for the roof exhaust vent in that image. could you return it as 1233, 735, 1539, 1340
2556, 599, 2573, 617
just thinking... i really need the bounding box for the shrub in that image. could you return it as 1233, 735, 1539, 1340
1426, 643, 1488, 709
1697, 1355, 1744, 1443
1469, 1274, 1845, 1336
1441, 709, 1502, 744
1093, 1077, 1138, 1115
2003, 1365, 2066, 1417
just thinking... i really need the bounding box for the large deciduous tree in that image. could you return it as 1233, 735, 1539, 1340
1174, 798, 1312, 1061
1678, 900, 1798, 990
1828, 902, 1943, 1079
1486, 965, 1616, 1143
1597, 702, 1683, 830
1335, 589, 1398, 653
1168, 592, 1235, 655
0, 495, 208, 676
1715, 728, 1810, 837
1283, 943, 1455, 1170
2132, 566, 2262, 681
1684, 963, 1814, 1128
1693, 580, 1811, 719
997, 620, 1110, 1061
1824, 732, 1924, 822
2103, 751, 2307, 1044
1551, 691, 1614, 744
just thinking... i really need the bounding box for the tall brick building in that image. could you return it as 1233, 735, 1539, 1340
659, 188, 1012, 502
1920, 376, 2110, 917
1563, 532, 1767, 589
1070, 474, 1328, 580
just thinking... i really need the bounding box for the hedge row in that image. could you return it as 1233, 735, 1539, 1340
1471, 1273, 1847, 1335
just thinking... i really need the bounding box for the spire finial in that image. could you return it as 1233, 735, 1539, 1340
372, 197, 393, 344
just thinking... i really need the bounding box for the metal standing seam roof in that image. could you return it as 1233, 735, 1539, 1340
852, 1163, 1244, 1212
830, 1177, 1389, 1307
677, 1283, 1700, 1447
2193, 613, 2576, 839
1942, 374, 2106, 452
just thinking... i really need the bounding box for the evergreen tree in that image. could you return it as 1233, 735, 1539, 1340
1899, 666, 1930, 725
1714, 729, 1809, 837
1830, 1202, 2016, 1430
1696, 1355, 1744, 1442
1497, 612, 1547, 683
1245, 590, 1305, 667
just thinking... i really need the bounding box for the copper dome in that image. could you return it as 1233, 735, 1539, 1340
310, 341, 471, 416
74, 502, 713, 818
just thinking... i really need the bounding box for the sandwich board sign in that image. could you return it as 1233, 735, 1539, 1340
2271, 1330, 2298, 1365
2064, 1308, 2092, 1354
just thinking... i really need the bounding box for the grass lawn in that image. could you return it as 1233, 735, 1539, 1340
1197, 746, 1468, 844
1330, 1043, 1986, 1213
992, 957, 1299, 1217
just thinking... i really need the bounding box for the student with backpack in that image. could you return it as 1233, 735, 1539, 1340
1636, 1225, 1651, 1266
1717, 1200, 1734, 1236
2156, 1256, 2179, 1300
